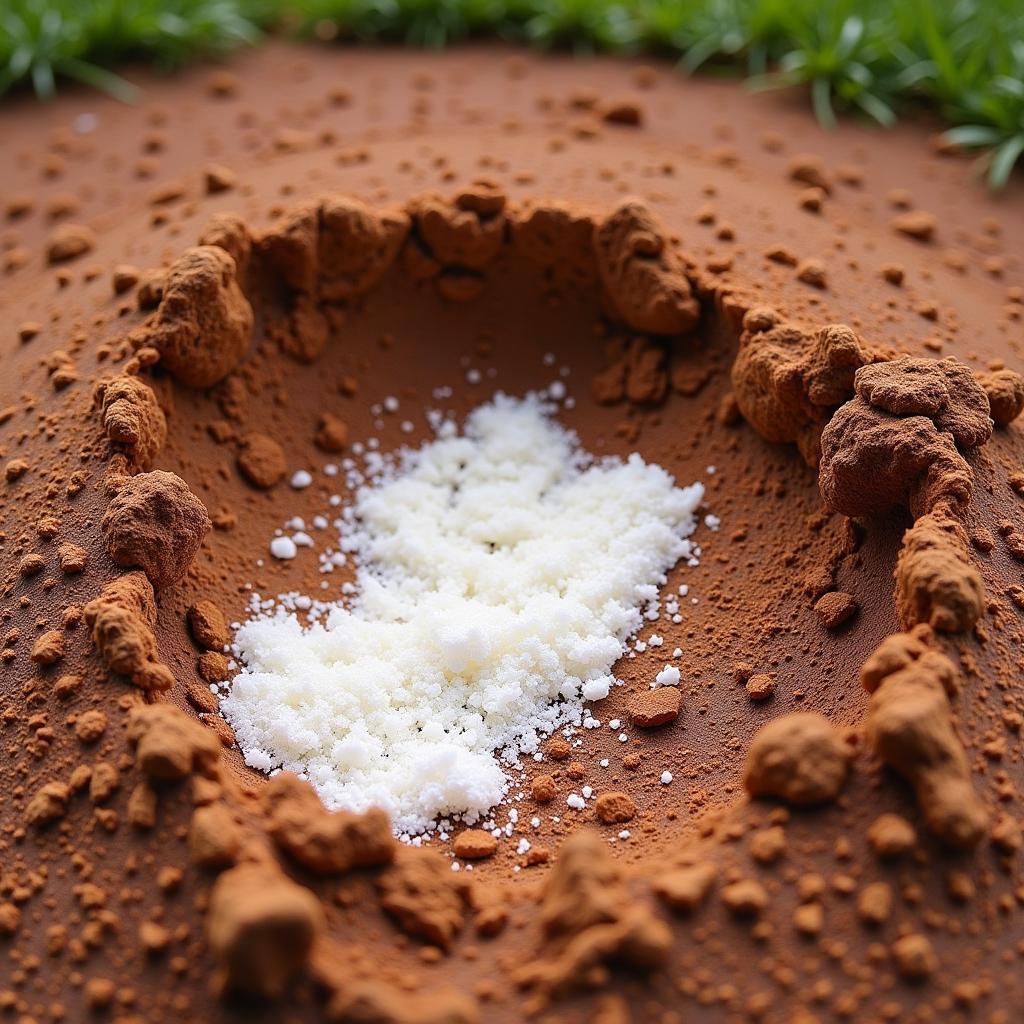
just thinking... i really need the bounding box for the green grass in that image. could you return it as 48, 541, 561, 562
0, 0, 265, 100
2, 0, 1024, 188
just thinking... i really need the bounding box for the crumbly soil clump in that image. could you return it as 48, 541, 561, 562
0, 41, 1023, 1024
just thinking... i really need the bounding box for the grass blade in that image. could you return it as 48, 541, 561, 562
989, 134, 1024, 189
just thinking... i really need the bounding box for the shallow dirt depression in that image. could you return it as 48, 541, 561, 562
126, 189, 905, 877
6, 43, 1024, 1021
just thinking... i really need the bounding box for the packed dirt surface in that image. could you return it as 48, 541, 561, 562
1, 41, 1024, 1024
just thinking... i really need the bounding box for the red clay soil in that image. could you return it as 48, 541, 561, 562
1, 41, 1024, 1024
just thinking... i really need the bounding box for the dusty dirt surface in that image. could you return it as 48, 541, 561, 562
1, 41, 1024, 1024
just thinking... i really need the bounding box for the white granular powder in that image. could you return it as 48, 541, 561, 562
221, 394, 704, 834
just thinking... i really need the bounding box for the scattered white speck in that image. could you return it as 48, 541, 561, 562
73, 112, 98, 134
661, 771, 673, 785
567, 794, 585, 810
291, 470, 313, 489
269, 536, 297, 560
655, 664, 681, 687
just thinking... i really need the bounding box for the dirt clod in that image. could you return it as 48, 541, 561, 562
46, 223, 95, 262
594, 791, 637, 824
453, 829, 499, 860
102, 470, 211, 588
744, 712, 850, 806
237, 433, 286, 489
144, 246, 252, 388
627, 686, 681, 726
188, 599, 231, 651
814, 591, 858, 629
263, 773, 395, 874
207, 863, 324, 998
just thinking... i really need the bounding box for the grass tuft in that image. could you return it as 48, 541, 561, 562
2, 0, 1023, 187
0, 0, 264, 100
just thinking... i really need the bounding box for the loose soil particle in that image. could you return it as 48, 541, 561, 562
237, 432, 287, 489
627, 686, 682, 726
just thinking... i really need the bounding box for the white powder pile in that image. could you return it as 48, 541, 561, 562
221, 394, 704, 834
